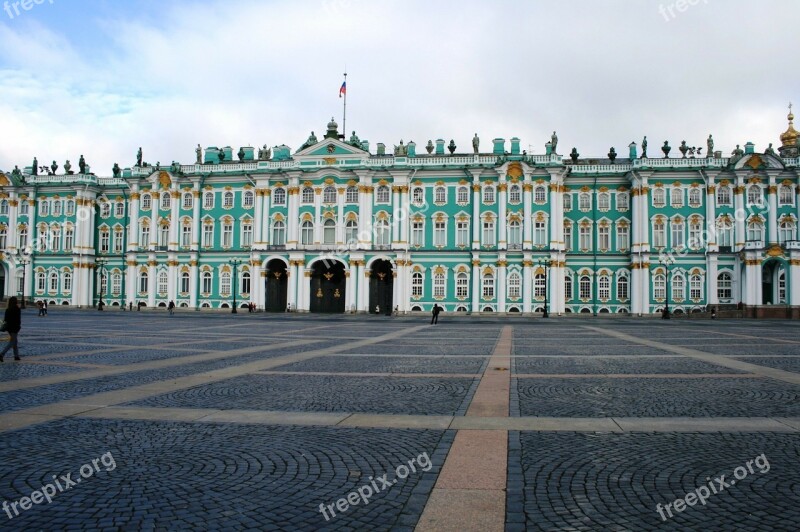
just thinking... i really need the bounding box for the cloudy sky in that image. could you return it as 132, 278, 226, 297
0, 0, 797, 175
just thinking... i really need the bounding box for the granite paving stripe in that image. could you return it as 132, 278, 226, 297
258, 370, 479, 378
515, 373, 758, 378
583, 325, 800, 386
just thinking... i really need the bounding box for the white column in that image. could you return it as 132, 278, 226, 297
299, 268, 311, 312
167, 254, 177, 302
347, 261, 357, 312
522, 257, 532, 313
549, 256, 561, 315
169, 188, 180, 251
128, 188, 140, 251
360, 185, 373, 249
314, 189, 322, 244
191, 189, 201, 251
498, 181, 507, 250
262, 189, 271, 246
358, 263, 368, 312
189, 257, 198, 308
147, 255, 156, 307
149, 193, 158, 248
767, 181, 778, 245
250, 256, 261, 308
391, 186, 401, 244
287, 259, 299, 309
336, 188, 345, 244
734, 184, 745, 250
471, 258, 481, 312
253, 189, 264, 247
471, 183, 481, 250
400, 187, 409, 246
549, 184, 560, 251
497, 259, 507, 312
8, 194, 18, 252
523, 181, 532, 250
707, 254, 719, 306
706, 181, 717, 251
790, 258, 800, 306
641, 256, 652, 314
287, 185, 299, 247
126, 255, 137, 307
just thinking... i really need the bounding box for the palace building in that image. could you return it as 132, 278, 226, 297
0, 113, 799, 317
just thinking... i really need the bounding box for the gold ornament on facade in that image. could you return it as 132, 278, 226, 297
766, 245, 784, 257
507, 162, 523, 179
768, 185, 778, 194
496, 260, 508, 267
471, 259, 481, 266
497, 183, 507, 192
472, 184, 481, 192
158, 171, 171, 189
522, 183, 533, 192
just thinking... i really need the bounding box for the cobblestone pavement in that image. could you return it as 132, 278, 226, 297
0, 311, 799, 530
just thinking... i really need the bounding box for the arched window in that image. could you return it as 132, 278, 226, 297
65, 199, 75, 215
202, 271, 212, 294
482, 218, 495, 246
598, 192, 610, 210
690, 274, 702, 300
139, 271, 148, 293
111, 272, 121, 295
0, 226, 7, 249
672, 273, 685, 300
747, 185, 762, 206
716, 186, 732, 206
508, 220, 521, 248
653, 274, 666, 299
433, 272, 446, 298
223, 191, 234, 208
434, 186, 446, 204
323, 218, 336, 244
301, 187, 314, 204
482, 273, 495, 299
300, 220, 314, 245
689, 188, 702, 207
457, 186, 469, 204
456, 272, 469, 298
411, 272, 423, 297
534, 186, 546, 204
652, 188, 665, 207
243, 190, 254, 208
345, 219, 358, 244
323, 186, 337, 204
141, 194, 152, 210
616, 192, 629, 211
203, 192, 214, 209
375, 219, 390, 246
345, 186, 358, 204
483, 186, 495, 204
273, 187, 286, 205
63, 271, 72, 293
564, 275, 573, 300
717, 218, 732, 247
36, 271, 45, 292
671, 219, 684, 248
241, 271, 251, 294
579, 275, 591, 300
689, 220, 703, 249
49, 271, 58, 292
158, 271, 168, 295
272, 220, 286, 245
598, 275, 610, 300
579, 192, 591, 210
220, 271, 231, 296
507, 272, 521, 299
779, 185, 794, 206
508, 184, 521, 204
376, 185, 390, 203
412, 187, 424, 204
717, 272, 732, 300
563, 193, 573, 211
182, 193, 193, 210
160, 192, 171, 210
100, 202, 111, 217
0, 200, 7, 215
779, 220, 796, 244
746, 221, 763, 244
534, 273, 546, 299
180, 271, 190, 294
670, 188, 683, 207
617, 275, 629, 300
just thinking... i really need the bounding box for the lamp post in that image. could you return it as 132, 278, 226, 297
95, 258, 108, 309
17, 255, 30, 309
660, 257, 671, 319
537, 258, 549, 318
229, 258, 242, 314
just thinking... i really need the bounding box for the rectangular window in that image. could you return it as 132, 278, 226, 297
671, 222, 684, 248
616, 193, 629, 211
100, 232, 110, 253
203, 224, 213, 247
64, 229, 73, 251
112, 274, 121, 296
482, 221, 495, 246
433, 221, 446, 247
579, 226, 591, 251
616, 225, 629, 251
653, 223, 665, 248
456, 221, 469, 247
482, 276, 494, 299
242, 223, 253, 246
598, 226, 610, 251
182, 225, 192, 247
411, 221, 424, 247
222, 224, 233, 248
113, 232, 123, 253
534, 221, 546, 247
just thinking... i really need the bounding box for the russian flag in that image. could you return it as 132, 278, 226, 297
339, 81, 346, 98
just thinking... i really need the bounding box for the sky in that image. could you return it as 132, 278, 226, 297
0, 0, 797, 175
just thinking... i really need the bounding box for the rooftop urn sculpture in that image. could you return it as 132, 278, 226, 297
641, 136, 648, 158
448, 139, 456, 154
570, 147, 579, 163
50, 161, 58, 175
608, 147, 617, 163
679, 141, 688, 158
64, 160, 72, 174
662, 141, 671, 158
426, 140, 434, 154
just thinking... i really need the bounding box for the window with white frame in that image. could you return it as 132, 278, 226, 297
482, 273, 495, 299
51, 227, 62, 251
301, 220, 313, 245
433, 220, 446, 247
139, 222, 150, 246
779, 220, 796, 244
157, 271, 168, 295
65, 271, 74, 293
49, 271, 58, 292
563, 193, 572, 211
689, 188, 702, 207
345, 186, 358, 204
534, 186, 546, 204
671, 219, 684, 248
411, 221, 424, 247
52, 201, 62, 217
579, 275, 591, 300
345, 220, 357, 244
716, 186, 732, 206
242, 221, 253, 246
101, 202, 112, 217
482, 219, 495, 246
616, 224, 629, 251
243, 190, 254, 208
717, 272, 732, 299
652, 188, 665, 207
139, 271, 148, 293
375, 219, 390, 246
616, 192, 629, 211
64, 199, 74, 215
690, 274, 702, 300
579, 225, 591, 251
670, 187, 683, 207
36, 271, 45, 292
508, 220, 521, 247
301, 187, 314, 204
653, 274, 666, 299
456, 272, 468, 298
507, 272, 521, 299
241, 271, 251, 294
323, 219, 336, 244
203, 192, 214, 209
653, 221, 666, 248
182, 193, 193, 210
157, 224, 168, 248
64, 227, 73, 250
779, 185, 794, 206
273, 188, 287, 206
100, 230, 110, 252
534, 273, 546, 299
534, 219, 546, 247
20, 201, 29, 215
747, 185, 762, 206
689, 221, 703, 249
579, 192, 591, 211
617, 275, 628, 300
180, 272, 190, 294
181, 224, 192, 247
272, 220, 286, 245
141, 195, 151, 210
596, 225, 609, 251
717, 219, 732, 247
483, 186, 495, 204
564, 275, 573, 300
598, 275, 610, 300
434, 186, 446, 204
672, 273, 685, 300
598, 192, 610, 210
202, 223, 213, 247
508, 184, 521, 204
746, 220, 763, 243
376, 185, 390, 204
0, 200, 7, 215
564, 223, 572, 251
223, 191, 234, 208
456, 220, 469, 247
411, 272, 423, 297
160, 192, 171, 210
202, 271, 212, 294
433, 273, 446, 298
18, 226, 28, 249
412, 187, 424, 204
323, 186, 337, 204
0, 227, 6, 249
457, 186, 469, 204
40, 200, 49, 217
220, 272, 231, 296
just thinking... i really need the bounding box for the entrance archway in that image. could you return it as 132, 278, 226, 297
264, 259, 288, 312
368, 259, 394, 315
310, 260, 346, 313
762, 260, 787, 305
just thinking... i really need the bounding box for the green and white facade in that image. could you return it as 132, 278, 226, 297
1, 115, 800, 316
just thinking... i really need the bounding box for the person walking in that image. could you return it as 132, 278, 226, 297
43, 300, 47, 316
168, 300, 175, 316
0, 297, 22, 362
430, 303, 441, 325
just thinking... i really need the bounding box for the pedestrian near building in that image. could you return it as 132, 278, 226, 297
430, 304, 441, 325
43, 300, 47, 316
168, 300, 175, 316
0, 297, 22, 362
37, 301, 45, 317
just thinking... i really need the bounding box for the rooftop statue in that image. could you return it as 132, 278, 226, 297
238, 147, 245, 162
394, 140, 407, 156
79, 155, 86, 174
11, 165, 21, 179
707, 134, 714, 157
137, 147, 143, 167
608, 147, 617, 163
300, 131, 318, 151
258, 144, 271, 160
641, 136, 648, 158
551, 131, 558, 154
113, 163, 121, 178
196, 144, 202, 164
32, 157, 38, 175
349, 131, 361, 147
765, 143, 775, 155
472, 133, 480, 154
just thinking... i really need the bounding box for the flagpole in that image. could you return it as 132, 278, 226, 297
342, 71, 347, 138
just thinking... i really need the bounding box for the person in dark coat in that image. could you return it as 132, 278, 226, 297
0, 297, 22, 362
430, 304, 441, 325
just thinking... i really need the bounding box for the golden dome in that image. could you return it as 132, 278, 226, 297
780, 103, 798, 147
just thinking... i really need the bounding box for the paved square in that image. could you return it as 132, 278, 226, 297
0, 310, 799, 530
